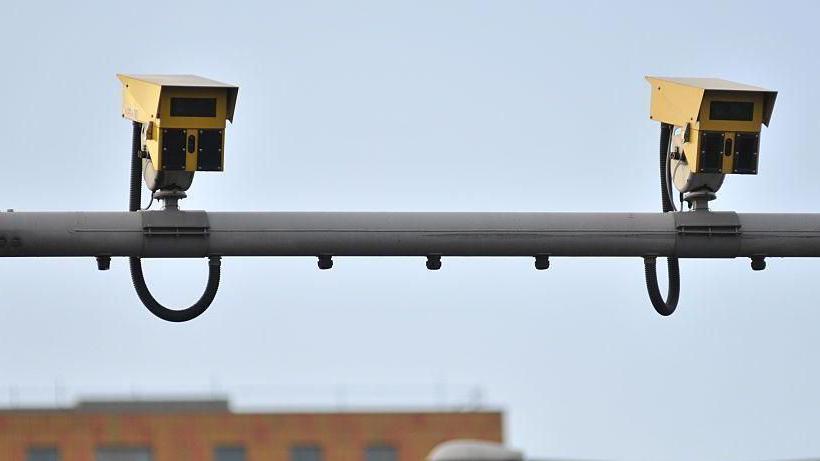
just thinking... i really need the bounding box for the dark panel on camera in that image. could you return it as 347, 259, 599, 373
197, 129, 223, 171
161, 129, 187, 171
171, 98, 217, 117
710, 101, 754, 121
733, 133, 760, 174
698, 131, 724, 173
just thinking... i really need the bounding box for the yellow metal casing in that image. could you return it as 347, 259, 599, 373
646, 77, 776, 175
117, 74, 238, 172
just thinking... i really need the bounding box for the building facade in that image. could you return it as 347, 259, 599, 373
0, 400, 503, 461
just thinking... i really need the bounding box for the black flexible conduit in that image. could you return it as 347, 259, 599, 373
128, 121, 221, 322
643, 123, 680, 316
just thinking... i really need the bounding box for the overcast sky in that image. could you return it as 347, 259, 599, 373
1, 1, 820, 460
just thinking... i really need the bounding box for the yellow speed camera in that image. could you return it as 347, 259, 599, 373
118, 74, 238, 173
646, 77, 776, 175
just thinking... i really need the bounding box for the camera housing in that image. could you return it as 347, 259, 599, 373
118, 74, 238, 191
646, 77, 776, 183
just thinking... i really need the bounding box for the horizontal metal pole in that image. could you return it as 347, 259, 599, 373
0, 210, 818, 258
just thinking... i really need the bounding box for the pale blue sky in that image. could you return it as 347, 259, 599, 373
1, 1, 820, 460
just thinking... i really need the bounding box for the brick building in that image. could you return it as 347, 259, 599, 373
0, 400, 503, 461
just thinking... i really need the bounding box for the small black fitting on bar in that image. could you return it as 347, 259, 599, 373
426, 255, 442, 271
318, 255, 333, 270
96, 255, 111, 271
534, 254, 550, 270
751, 256, 766, 271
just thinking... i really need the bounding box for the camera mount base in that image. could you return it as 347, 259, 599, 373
683, 189, 717, 211
152, 189, 187, 211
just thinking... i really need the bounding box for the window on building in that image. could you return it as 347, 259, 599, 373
365, 445, 397, 461
27, 447, 59, 461
215, 446, 246, 461
291, 444, 323, 461
95, 447, 152, 461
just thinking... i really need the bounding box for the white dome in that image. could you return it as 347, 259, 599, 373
427, 440, 523, 461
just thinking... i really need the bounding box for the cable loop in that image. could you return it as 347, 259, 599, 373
643, 123, 681, 316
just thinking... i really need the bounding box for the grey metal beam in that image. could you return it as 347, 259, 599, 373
0, 210, 819, 259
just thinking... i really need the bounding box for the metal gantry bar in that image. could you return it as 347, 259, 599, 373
0, 210, 819, 259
